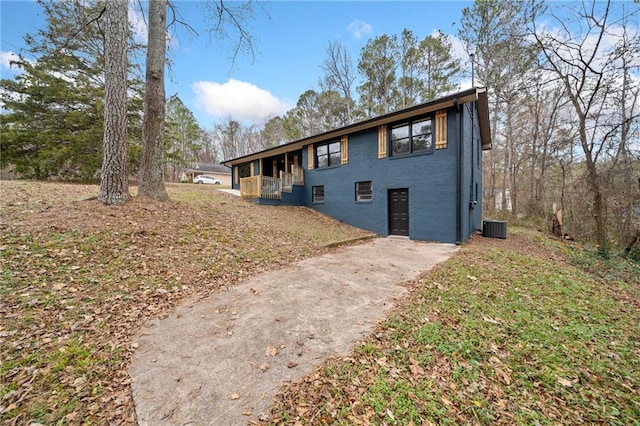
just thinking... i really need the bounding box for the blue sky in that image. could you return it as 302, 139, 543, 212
0, 1, 474, 128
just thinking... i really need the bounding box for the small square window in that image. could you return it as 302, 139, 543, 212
312, 185, 325, 203
355, 181, 372, 202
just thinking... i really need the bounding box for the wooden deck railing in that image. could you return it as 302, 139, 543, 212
260, 176, 281, 199
241, 169, 304, 200
240, 176, 260, 198
240, 175, 282, 199
280, 171, 293, 192
292, 165, 304, 185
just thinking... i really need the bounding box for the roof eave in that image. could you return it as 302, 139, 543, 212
222, 87, 492, 165
476, 88, 492, 150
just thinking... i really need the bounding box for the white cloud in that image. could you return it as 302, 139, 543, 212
347, 20, 372, 40
192, 79, 291, 124
1, 51, 20, 71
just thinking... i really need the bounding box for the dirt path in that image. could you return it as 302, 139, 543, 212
129, 238, 458, 425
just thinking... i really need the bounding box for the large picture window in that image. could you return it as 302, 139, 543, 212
312, 185, 325, 203
315, 141, 341, 168
355, 181, 372, 202
391, 118, 433, 156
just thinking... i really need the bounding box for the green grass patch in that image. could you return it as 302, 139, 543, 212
272, 228, 640, 425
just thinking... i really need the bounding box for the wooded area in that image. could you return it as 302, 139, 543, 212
0, 0, 638, 252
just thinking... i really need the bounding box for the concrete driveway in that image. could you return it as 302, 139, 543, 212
129, 238, 458, 425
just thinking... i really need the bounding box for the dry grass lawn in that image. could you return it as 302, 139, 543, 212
0, 181, 371, 424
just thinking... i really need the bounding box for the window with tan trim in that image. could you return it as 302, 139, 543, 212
435, 110, 447, 149
315, 140, 341, 168
234, 166, 239, 184
391, 118, 432, 156
378, 125, 387, 158
341, 135, 349, 164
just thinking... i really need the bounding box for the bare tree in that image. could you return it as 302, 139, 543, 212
203, 0, 260, 68
319, 40, 356, 123
521, 76, 567, 217
138, 0, 169, 200
533, 0, 640, 252
213, 118, 244, 161
98, 0, 131, 205
608, 18, 640, 247
459, 0, 543, 217
261, 116, 287, 148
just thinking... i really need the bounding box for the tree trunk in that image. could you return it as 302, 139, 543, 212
501, 97, 513, 215
98, 0, 131, 205
578, 113, 608, 252
138, 0, 169, 200
586, 159, 607, 253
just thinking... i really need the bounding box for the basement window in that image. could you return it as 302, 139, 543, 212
312, 185, 325, 203
355, 181, 372, 202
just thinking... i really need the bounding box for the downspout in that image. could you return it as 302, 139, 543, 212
454, 98, 462, 244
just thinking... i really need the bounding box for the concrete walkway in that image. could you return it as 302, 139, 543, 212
129, 238, 458, 425
217, 188, 241, 196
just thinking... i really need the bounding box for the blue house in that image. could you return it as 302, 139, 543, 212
222, 87, 491, 244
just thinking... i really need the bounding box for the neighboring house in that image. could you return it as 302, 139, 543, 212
183, 162, 232, 186
222, 87, 492, 244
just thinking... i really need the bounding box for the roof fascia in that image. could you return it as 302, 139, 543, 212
222, 87, 489, 165
476, 88, 492, 150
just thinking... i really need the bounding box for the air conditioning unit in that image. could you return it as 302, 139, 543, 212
483, 220, 507, 239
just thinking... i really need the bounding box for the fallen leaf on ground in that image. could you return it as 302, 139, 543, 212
482, 316, 501, 324
495, 366, 511, 385
557, 377, 573, 387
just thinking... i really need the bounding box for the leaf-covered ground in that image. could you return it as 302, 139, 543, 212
3, 181, 639, 425
269, 229, 640, 425
0, 181, 371, 425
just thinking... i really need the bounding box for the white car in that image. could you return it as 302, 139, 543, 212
193, 175, 221, 185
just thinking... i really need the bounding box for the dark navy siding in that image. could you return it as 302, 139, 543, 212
230, 102, 485, 244
470, 103, 484, 235
302, 111, 460, 243
458, 102, 484, 241
254, 186, 304, 206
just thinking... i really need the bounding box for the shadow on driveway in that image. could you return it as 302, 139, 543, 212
129, 238, 458, 425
